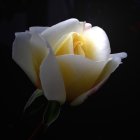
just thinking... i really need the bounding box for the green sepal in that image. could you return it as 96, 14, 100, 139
24, 89, 43, 111
43, 100, 61, 127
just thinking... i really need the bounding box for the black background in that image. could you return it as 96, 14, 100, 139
1, 0, 139, 139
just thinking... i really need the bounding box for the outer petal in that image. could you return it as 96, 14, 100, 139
41, 18, 84, 47
56, 55, 108, 101
83, 26, 111, 61
12, 32, 48, 86
40, 41, 66, 104
29, 26, 49, 34
71, 52, 127, 105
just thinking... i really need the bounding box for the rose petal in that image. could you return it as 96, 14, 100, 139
40, 41, 66, 104
71, 52, 127, 105
29, 26, 49, 34
41, 18, 84, 47
12, 32, 48, 87
83, 26, 111, 61
54, 33, 74, 55
110, 52, 127, 60
84, 23, 92, 30
56, 55, 108, 101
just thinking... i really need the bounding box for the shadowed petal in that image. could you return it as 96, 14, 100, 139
12, 32, 48, 87
71, 52, 127, 105
40, 41, 66, 104
29, 26, 49, 34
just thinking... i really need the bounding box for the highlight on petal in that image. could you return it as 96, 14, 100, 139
12, 32, 48, 87
83, 26, 111, 61
71, 52, 127, 105
56, 55, 108, 102
40, 41, 66, 104
41, 18, 84, 47
84, 23, 92, 30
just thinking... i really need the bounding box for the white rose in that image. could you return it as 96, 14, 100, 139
12, 18, 127, 105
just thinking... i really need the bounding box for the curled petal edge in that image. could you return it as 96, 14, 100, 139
71, 52, 127, 105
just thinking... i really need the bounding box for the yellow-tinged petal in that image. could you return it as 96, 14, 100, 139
12, 32, 48, 87
74, 45, 85, 57
56, 55, 107, 101
54, 32, 96, 59
55, 34, 74, 55
41, 18, 84, 47
83, 26, 111, 61
71, 52, 127, 105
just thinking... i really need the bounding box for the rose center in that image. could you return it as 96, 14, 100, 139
73, 33, 86, 57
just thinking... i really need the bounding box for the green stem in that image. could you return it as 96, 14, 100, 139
27, 100, 60, 140
28, 121, 46, 140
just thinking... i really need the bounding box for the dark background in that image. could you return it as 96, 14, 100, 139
1, 0, 139, 139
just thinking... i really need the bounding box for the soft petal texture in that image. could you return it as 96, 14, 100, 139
29, 26, 49, 34
41, 18, 84, 47
40, 41, 66, 104
12, 32, 48, 86
83, 26, 111, 61
54, 33, 74, 55
56, 55, 108, 101
55, 32, 100, 59
84, 23, 92, 30
110, 52, 127, 61
71, 52, 127, 105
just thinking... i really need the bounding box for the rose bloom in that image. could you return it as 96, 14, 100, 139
12, 18, 127, 105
